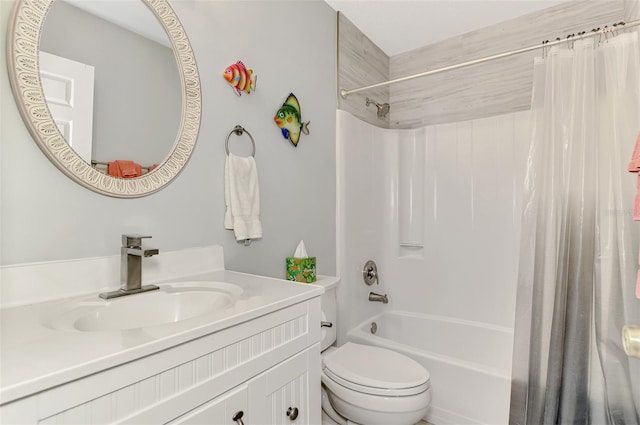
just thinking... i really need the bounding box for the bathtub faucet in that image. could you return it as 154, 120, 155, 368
368, 292, 388, 304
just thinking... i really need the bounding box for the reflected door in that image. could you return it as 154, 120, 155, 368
39, 51, 95, 163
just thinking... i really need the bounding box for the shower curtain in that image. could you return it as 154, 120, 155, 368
513, 31, 640, 425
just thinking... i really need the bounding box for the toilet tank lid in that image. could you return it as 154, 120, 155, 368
311, 275, 340, 290
322, 342, 429, 390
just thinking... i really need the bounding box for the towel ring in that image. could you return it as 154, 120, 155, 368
225, 125, 256, 157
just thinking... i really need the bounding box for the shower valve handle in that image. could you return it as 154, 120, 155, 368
363, 260, 378, 285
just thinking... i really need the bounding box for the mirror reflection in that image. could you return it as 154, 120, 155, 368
39, 0, 182, 177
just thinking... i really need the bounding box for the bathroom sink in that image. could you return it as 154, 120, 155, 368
74, 290, 230, 331
44, 281, 243, 332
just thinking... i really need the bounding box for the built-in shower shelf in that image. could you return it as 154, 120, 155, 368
398, 128, 427, 249
399, 244, 424, 259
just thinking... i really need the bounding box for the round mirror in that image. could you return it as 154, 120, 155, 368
6, 0, 201, 198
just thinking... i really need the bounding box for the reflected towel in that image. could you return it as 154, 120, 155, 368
107, 160, 142, 178
634, 174, 640, 222
628, 132, 640, 172
224, 153, 262, 241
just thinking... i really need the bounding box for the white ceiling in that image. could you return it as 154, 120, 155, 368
64, 0, 567, 57
324, 0, 568, 56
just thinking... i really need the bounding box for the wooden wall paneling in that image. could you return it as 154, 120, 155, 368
625, 0, 640, 21
337, 12, 390, 128
389, 1, 626, 128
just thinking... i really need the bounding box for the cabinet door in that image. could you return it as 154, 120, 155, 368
170, 385, 247, 425
248, 346, 320, 425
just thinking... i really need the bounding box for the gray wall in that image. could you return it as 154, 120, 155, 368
1, 0, 337, 280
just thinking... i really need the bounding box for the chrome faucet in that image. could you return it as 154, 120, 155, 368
99, 234, 159, 299
368, 292, 388, 304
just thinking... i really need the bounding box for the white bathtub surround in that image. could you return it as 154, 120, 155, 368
337, 108, 529, 334
337, 109, 529, 329
348, 311, 512, 425
0, 245, 225, 308
336, 110, 390, 345
336, 109, 527, 423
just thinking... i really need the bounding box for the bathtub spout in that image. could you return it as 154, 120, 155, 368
368, 292, 388, 304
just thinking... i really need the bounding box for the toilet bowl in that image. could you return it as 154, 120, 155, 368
316, 279, 431, 425
321, 343, 431, 425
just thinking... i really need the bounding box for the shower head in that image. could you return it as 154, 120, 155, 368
365, 97, 390, 119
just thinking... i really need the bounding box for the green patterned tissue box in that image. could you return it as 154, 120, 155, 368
286, 257, 316, 283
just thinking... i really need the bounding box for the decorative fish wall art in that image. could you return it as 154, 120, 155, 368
274, 93, 310, 147
223, 60, 257, 96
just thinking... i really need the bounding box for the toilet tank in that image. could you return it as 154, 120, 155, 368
312, 276, 339, 351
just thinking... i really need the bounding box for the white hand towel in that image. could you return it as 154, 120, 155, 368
224, 153, 262, 241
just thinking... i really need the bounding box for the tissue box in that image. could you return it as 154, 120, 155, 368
286, 257, 316, 283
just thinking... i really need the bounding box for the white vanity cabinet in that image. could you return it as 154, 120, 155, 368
247, 344, 319, 425
0, 296, 321, 425
172, 346, 319, 425
169, 384, 248, 425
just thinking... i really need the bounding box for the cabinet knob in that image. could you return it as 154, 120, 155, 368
286, 407, 299, 421
232, 410, 245, 425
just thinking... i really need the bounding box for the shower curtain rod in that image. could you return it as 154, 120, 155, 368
339, 19, 640, 98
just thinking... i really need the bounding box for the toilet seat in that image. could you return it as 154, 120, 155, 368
322, 342, 430, 396
323, 368, 430, 397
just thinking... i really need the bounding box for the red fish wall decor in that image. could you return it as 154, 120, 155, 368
223, 60, 257, 96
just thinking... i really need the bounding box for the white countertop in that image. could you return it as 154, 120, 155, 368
0, 271, 332, 405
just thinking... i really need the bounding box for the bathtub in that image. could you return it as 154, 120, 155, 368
347, 311, 513, 425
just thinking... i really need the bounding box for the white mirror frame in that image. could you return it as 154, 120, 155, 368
6, 0, 201, 198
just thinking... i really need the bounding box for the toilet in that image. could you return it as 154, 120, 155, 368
318, 279, 431, 425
